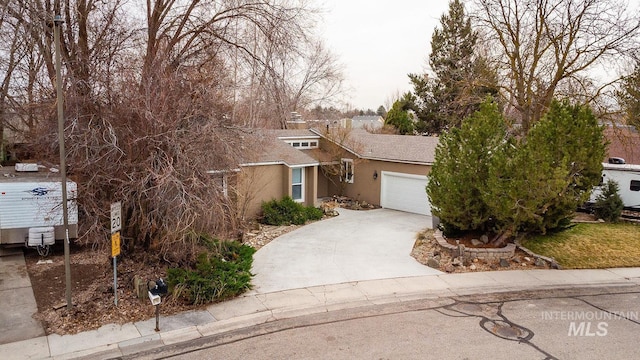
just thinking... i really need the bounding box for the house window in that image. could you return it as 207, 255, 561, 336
631, 180, 640, 192
341, 158, 354, 184
292, 167, 304, 201
286, 139, 319, 149
212, 174, 228, 197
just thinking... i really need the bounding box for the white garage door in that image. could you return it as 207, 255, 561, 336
380, 171, 431, 215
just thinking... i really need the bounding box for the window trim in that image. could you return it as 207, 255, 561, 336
291, 167, 305, 202
341, 158, 354, 184
285, 139, 319, 149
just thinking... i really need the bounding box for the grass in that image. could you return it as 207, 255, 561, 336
520, 222, 640, 269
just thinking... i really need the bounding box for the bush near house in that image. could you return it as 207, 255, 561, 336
166, 236, 255, 305
261, 196, 323, 225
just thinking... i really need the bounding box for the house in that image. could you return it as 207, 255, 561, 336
346, 115, 384, 130
603, 125, 640, 165
233, 126, 439, 220
312, 128, 438, 216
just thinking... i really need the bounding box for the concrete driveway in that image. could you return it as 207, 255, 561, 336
0, 251, 45, 345
250, 208, 442, 294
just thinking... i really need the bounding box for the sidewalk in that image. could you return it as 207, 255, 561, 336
2, 267, 640, 360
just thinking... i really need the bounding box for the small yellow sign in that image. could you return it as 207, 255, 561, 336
111, 232, 121, 257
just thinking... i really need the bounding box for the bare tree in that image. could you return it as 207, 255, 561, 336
473, 0, 640, 132
1, 0, 336, 262
318, 126, 367, 196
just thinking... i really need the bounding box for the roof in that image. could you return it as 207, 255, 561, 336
242, 129, 319, 167
604, 125, 640, 165
0, 164, 66, 183
312, 128, 438, 165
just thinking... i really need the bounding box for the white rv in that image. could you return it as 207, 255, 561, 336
0, 164, 78, 254
590, 162, 640, 210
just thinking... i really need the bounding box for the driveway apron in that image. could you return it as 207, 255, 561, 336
250, 208, 442, 294
0, 251, 45, 344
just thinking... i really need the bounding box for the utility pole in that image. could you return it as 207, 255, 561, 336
54, 13, 72, 311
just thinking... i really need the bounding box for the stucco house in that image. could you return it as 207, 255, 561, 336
233, 126, 439, 220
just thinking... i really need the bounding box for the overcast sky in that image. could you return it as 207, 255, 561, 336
316, 0, 452, 111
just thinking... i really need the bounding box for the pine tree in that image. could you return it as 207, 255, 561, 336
484, 100, 605, 239
409, 0, 498, 134
594, 180, 624, 222
427, 97, 507, 233
385, 93, 415, 135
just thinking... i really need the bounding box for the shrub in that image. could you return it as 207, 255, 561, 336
305, 205, 324, 221
594, 180, 624, 222
261, 196, 323, 225
166, 237, 256, 305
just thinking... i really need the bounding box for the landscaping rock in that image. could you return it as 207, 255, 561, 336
512, 256, 521, 264
551, 261, 563, 270
535, 258, 546, 267
444, 264, 455, 273
471, 239, 483, 246
499, 258, 510, 267
469, 264, 477, 271
427, 257, 440, 269
524, 256, 531, 262
480, 235, 489, 244
452, 258, 462, 266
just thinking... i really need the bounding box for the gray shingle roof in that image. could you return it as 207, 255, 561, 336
243, 130, 319, 166
313, 129, 438, 164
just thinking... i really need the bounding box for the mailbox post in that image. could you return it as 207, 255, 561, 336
148, 279, 168, 331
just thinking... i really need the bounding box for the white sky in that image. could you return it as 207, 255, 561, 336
316, 0, 451, 111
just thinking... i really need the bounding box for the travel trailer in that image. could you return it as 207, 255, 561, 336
0, 164, 78, 255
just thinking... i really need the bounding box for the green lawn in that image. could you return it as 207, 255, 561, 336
521, 222, 640, 269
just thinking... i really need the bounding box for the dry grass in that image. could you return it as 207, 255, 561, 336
521, 222, 640, 269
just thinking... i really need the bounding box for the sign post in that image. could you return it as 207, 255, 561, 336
110, 202, 122, 306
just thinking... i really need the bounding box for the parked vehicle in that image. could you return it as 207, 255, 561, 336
589, 160, 640, 210
0, 164, 78, 255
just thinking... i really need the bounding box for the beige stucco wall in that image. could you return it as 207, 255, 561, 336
328, 159, 431, 207
238, 165, 285, 219
238, 164, 318, 219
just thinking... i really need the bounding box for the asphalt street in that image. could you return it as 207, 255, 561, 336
133, 286, 640, 360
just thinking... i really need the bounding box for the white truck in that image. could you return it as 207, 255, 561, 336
0, 164, 78, 255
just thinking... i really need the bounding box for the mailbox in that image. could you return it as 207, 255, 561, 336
148, 291, 161, 306
148, 278, 168, 306
149, 278, 168, 296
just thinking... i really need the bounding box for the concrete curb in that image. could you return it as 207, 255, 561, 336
4, 268, 639, 360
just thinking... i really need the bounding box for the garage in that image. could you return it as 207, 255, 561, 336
380, 171, 431, 216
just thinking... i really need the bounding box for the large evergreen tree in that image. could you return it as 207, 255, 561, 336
409, 0, 498, 134
385, 93, 416, 135
427, 97, 507, 233
428, 98, 605, 242
485, 100, 605, 240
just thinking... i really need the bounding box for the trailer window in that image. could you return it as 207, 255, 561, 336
631, 180, 640, 192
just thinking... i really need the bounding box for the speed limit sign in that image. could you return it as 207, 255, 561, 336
110, 202, 122, 233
